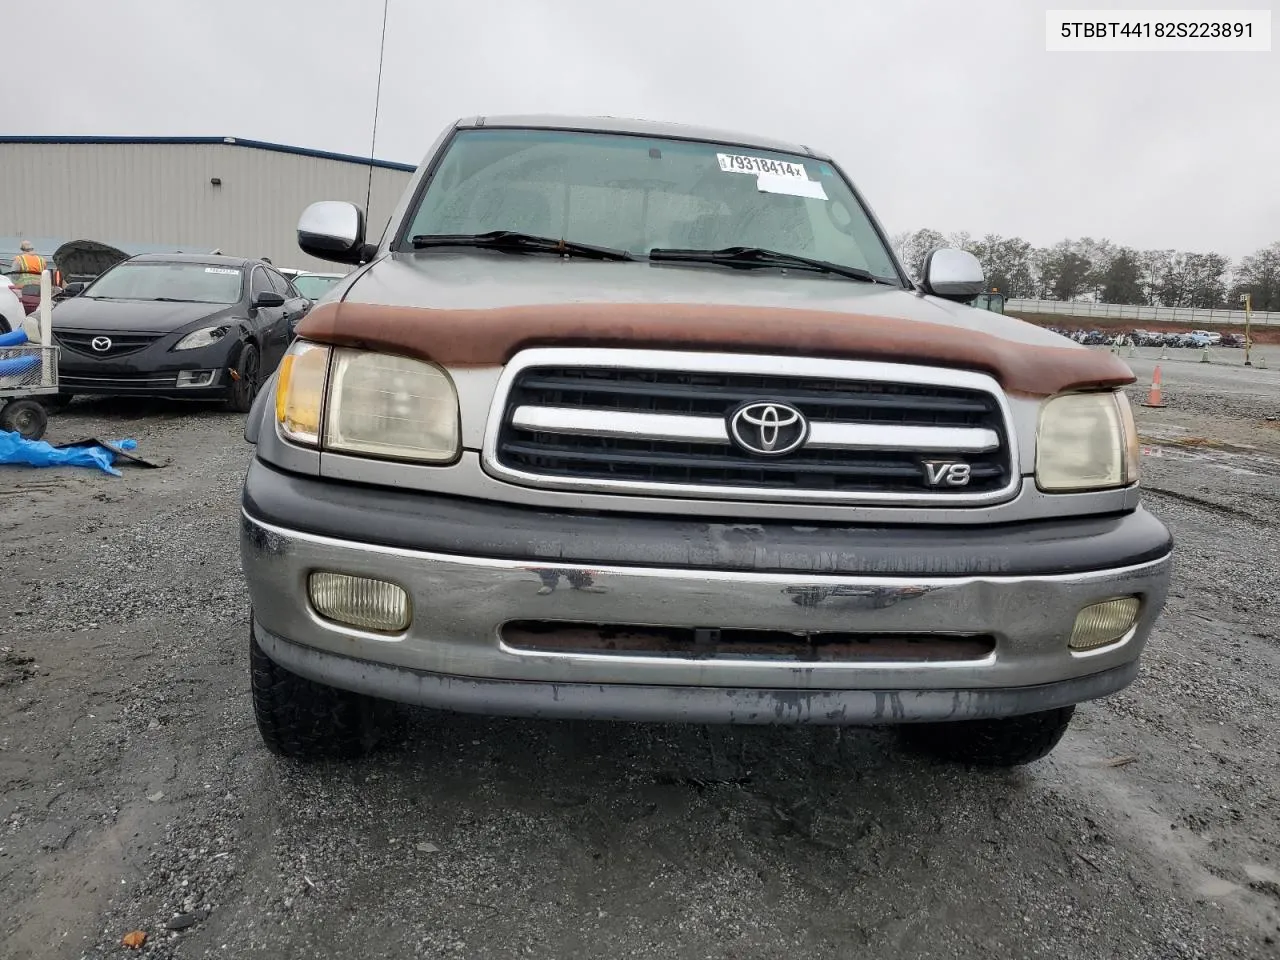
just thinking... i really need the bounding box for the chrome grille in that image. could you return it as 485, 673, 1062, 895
485, 349, 1018, 505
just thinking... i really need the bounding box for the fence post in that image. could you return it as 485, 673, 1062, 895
1243, 294, 1253, 366
39, 269, 54, 387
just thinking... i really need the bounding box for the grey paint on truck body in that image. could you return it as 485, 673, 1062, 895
342, 251, 1079, 350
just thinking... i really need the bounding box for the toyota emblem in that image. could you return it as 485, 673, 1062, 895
90, 336, 112, 352
727, 401, 808, 456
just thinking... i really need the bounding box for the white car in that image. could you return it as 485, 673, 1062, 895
0, 281, 26, 335
1190, 329, 1222, 345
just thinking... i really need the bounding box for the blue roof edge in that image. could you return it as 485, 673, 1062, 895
0, 135, 417, 172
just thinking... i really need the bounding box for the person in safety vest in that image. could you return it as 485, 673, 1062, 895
8, 241, 52, 287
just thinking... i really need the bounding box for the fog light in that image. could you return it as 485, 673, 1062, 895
176, 369, 216, 387
1069, 597, 1140, 651
308, 572, 411, 633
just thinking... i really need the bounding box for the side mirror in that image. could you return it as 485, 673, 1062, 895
921, 247, 986, 302
253, 292, 287, 309
298, 200, 369, 264
61, 282, 86, 297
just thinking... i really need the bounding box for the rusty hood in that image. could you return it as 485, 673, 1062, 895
293, 250, 1134, 397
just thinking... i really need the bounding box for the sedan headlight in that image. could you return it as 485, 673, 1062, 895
1036, 390, 1139, 491
274, 340, 460, 463
174, 326, 229, 350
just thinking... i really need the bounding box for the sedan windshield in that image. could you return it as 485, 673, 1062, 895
291, 274, 341, 299
402, 128, 903, 283
84, 262, 243, 304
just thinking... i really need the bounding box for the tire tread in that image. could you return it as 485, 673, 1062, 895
249, 627, 381, 760
902, 706, 1075, 767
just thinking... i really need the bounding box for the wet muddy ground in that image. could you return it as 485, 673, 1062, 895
1, 346, 1278, 959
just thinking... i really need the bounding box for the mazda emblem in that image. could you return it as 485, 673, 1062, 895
727, 401, 808, 457
90, 336, 112, 352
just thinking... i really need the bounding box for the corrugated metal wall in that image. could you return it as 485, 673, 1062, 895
0, 142, 415, 272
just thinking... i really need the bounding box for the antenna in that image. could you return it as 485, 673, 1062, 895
364, 0, 390, 221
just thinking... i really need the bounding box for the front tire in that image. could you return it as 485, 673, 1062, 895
0, 399, 49, 441
249, 624, 387, 760
227, 342, 261, 414
901, 706, 1075, 767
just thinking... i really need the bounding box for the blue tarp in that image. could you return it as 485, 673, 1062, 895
0, 431, 139, 476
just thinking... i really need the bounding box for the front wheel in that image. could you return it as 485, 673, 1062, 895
226, 342, 261, 414
249, 625, 389, 760
0, 398, 49, 441
900, 706, 1075, 767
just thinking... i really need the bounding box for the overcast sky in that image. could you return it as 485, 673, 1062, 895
14, 0, 1277, 259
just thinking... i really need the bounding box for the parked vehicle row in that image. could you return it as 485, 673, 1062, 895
2, 243, 353, 411
8, 113, 1182, 771
1045, 326, 1246, 348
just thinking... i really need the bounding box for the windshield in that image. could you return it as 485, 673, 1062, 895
402, 128, 903, 282
84, 262, 243, 304
292, 274, 341, 299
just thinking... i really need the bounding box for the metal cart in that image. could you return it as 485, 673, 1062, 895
0, 342, 60, 441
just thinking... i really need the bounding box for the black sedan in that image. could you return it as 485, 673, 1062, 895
51, 254, 311, 411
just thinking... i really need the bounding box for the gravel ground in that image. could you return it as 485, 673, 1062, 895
2, 362, 1279, 959
1121, 344, 1280, 426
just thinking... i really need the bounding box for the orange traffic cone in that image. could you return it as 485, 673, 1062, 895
1141, 366, 1167, 408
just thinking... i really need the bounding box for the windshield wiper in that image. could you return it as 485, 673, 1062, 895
412, 230, 634, 261
648, 246, 895, 285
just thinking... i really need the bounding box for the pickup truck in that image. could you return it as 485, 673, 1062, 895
239, 115, 1173, 767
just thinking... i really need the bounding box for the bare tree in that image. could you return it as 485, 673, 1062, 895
1231, 242, 1280, 311
888, 228, 1261, 309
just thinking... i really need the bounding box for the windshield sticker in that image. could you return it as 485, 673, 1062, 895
717, 153, 808, 179
204, 267, 238, 275
756, 172, 828, 200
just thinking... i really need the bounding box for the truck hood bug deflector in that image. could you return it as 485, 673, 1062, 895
293, 253, 1135, 398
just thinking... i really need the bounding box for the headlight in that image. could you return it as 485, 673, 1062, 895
325, 349, 460, 462
273, 340, 460, 463
275, 340, 329, 445
174, 326, 229, 350
1036, 390, 1139, 491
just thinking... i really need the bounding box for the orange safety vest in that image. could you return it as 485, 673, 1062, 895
13, 252, 45, 275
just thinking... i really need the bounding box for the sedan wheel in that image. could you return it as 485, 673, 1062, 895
228, 342, 261, 414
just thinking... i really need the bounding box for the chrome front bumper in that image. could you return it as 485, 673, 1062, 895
241, 510, 1173, 724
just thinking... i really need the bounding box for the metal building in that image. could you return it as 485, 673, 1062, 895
0, 136, 417, 272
